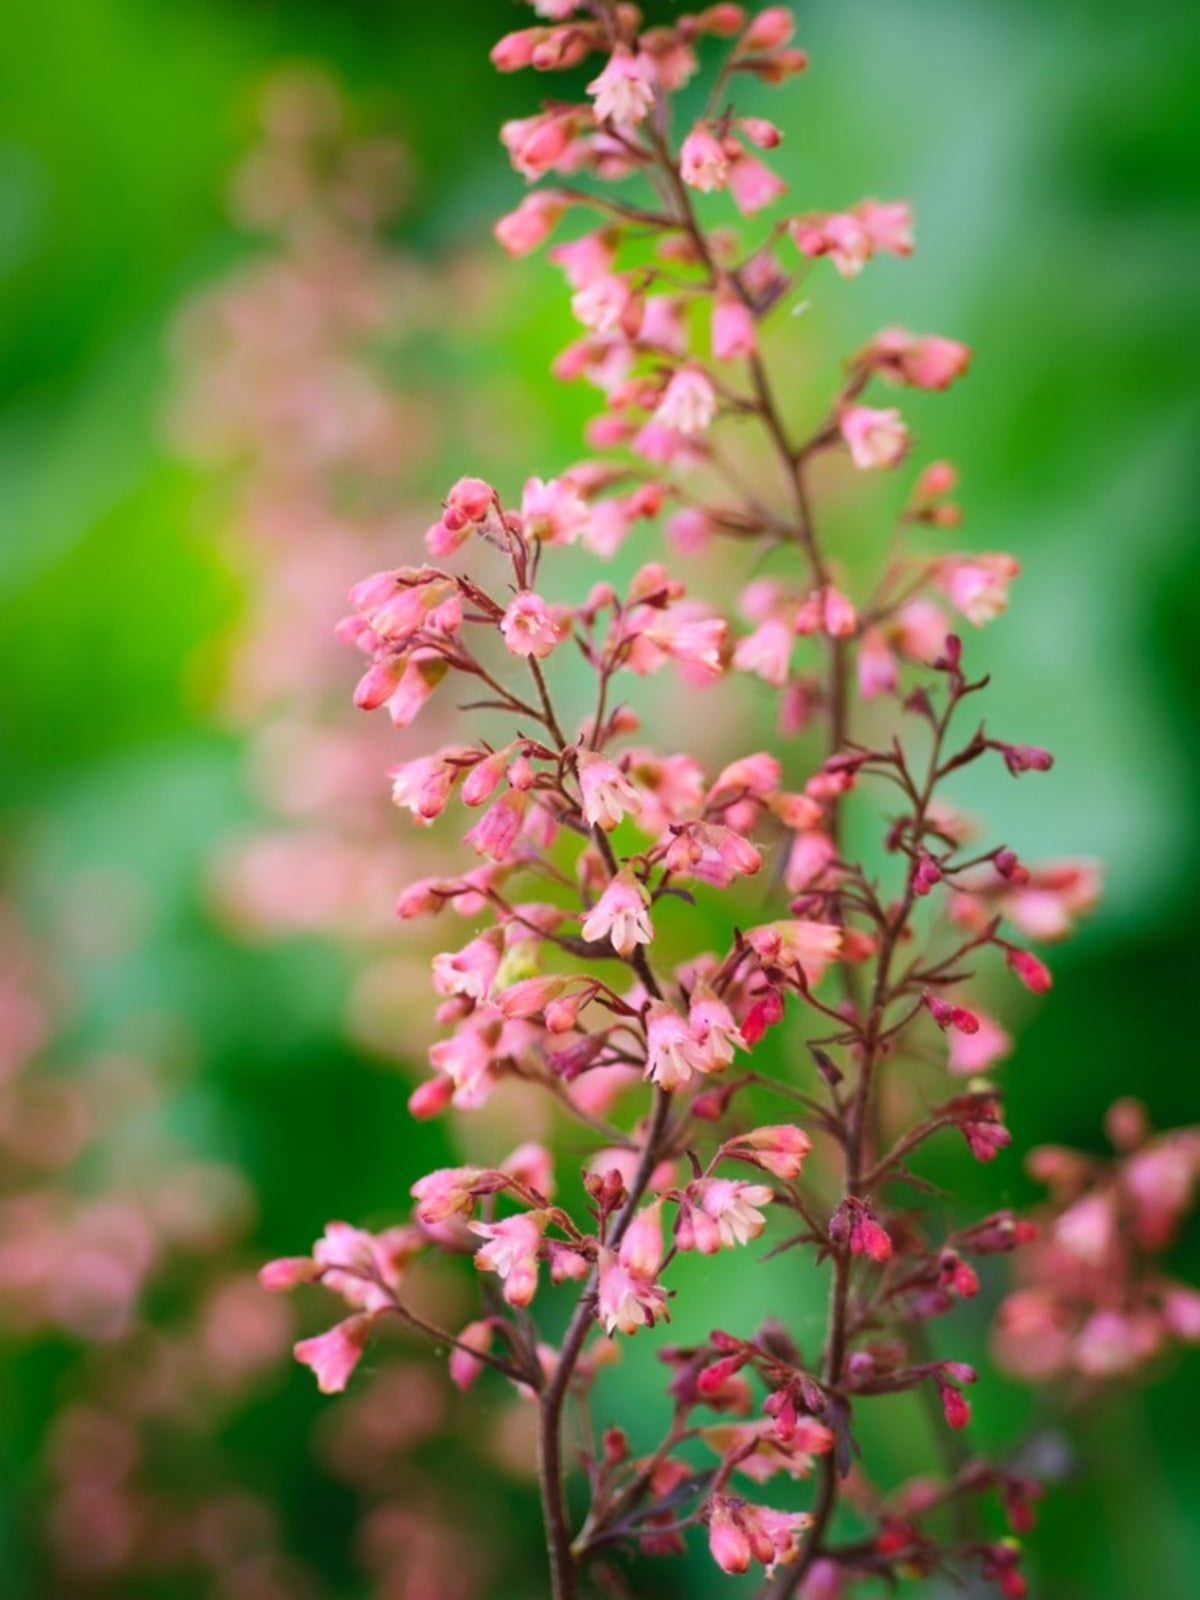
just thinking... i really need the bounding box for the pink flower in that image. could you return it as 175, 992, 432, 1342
858, 198, 914, 255
502, 1140, 556, 1199
638, 610, 727, 680
728, 148, 787, 215
935, 554, 1020, 625
571, 273, 634, 334
500, 109, 576, 179
899, 333, 971, 389
892, 598, 951, 663
696, 1178, 774, 1248
707, 1494, 810, 1576
521, 475, 589, 543
747, 919, 843, 986
587, 51, 657, 126
597, 1247, 669, 1335
785, 830, 836, 891
464, 790, 527, 863
448, 1319, 493, 1391
790, 212, 871, 277
654, 367, 717, 435
681, 125, 730, 191
494, 973, 571, 1019
410, 1165, 486, 1225
708, 1497, 752, 1574
638, 294, 689, 353
578, 751, 639, 831
821, 585, 857, 638
1054, 1193, 1116, 1267
550, 231, 617, 290
427, 1007, 520, 1108
294, 1315, 372, 1394
1005, 946, 1052, 994
840, 405, 910, 469
494, 189, 568, 256
830, 1198, 892, 1262
743, 6, 796, 49
501, 591, 565, 659
431, 929, 503, 1002
645, 1000, 706, 1089
469, 1212, 545, 1307
712, 292, 757, 360
259, 1256, 319, 1292
313, 1222, 421, 1312
729, 1125, 813, 1181
382, 653, 448, 728
349, 570, 456, 643
618, 1198, 664, 1279
581, 869, 653, 956
857, 627, 898, 699
389, 751, 464, 821
689, 986, 746, 1071
734, 617, 794, 686
948, 1009, 1012, 1075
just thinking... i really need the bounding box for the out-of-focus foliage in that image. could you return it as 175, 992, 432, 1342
0, 1, 1197, 1596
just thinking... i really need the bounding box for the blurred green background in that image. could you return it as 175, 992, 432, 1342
1, 0, 1198, 1596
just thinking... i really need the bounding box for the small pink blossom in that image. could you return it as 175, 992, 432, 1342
747, 919, 843, 986
294, 1315, 372, 1394
494, 189, 568, 255
935, 553, 1020, 625
502, 1140, 556, 1200
712, 292, 757, 360
1005, 946, 1053, 994
728, 148, 787, 215
464, 790, 528, 863
587, 51, 657, 126
637, 609, 727, 681
469, 1212, 546, 1307
596, 1247, 669, 1335
618, 1198, 664, 1279
410, 1165, 487, 1225
696, 1178, 774, 1248
857, 627, 898, 699
500, 109, 576, 179
654, 367, 717, 434
821, 585, 857, 638
501, 591, 566, 659
550, 231, 617, 290
581, 869, 654, 957
729, 1125, 813, 1181
571, 273, 634, 334
382, 652, 448, 728
448, 1319, 493, 1391
734, 617, 794, 686
742, 6, 796, 49
858, 197, 914, 255
784, 830, 836, 892
645, 1000, 707, 1090
578, 751, 639, 831
948, 1009, 1012, 1075
681, 124, 730, 191
688, 986, 746, 1072
431, 929, 503, 1002
521, 475, 590, 543
840, 405, 910, 469
790, 212, 871, 277
259, 1256, 318, 1292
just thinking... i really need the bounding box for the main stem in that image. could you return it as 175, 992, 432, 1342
537, 815, 672, 1600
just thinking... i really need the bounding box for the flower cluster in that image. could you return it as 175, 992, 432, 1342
259, 8, 1189, 1600
994, 1099, 1200, 1385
